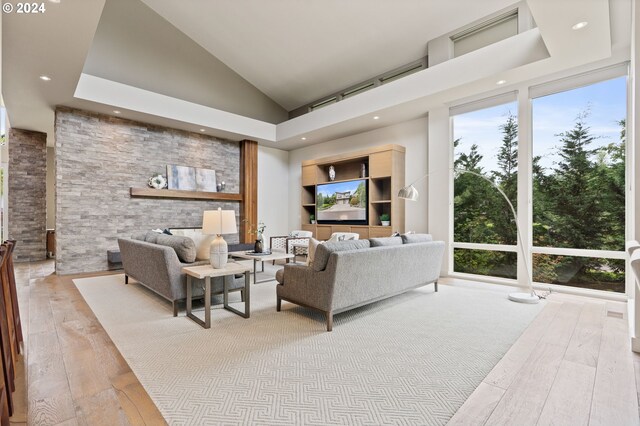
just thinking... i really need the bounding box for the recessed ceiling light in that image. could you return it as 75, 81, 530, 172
48, 0, 61, 3
496, 79, 507, 85
39, 75, 51, 81
301, 137, 307, 140
113, 110, 121, 114
572, 21, 588, 30
373, 116, 380, 120
200, 129, 205, 132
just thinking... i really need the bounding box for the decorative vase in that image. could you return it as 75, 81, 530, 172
360, 163, 366, 178
328, 165, 336, 181
311, 220, 316, 224
381, 220, 390, 226
254, 238, 264, 253
148, 174, 167, 189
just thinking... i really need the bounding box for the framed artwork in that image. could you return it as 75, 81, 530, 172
167, 165, 217, 192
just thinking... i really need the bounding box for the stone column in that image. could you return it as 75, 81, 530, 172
8, 128, 47, 262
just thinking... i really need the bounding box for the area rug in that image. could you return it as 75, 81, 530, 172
73, 267, 543, 425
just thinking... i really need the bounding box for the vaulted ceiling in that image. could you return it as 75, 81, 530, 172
1, 0, 632, 149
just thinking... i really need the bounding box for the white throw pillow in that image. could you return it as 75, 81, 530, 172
306, 238, 324, 267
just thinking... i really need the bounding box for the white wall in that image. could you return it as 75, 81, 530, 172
287, 117, 429, 232
258, 145, 290, 244
46, 147, 55, 229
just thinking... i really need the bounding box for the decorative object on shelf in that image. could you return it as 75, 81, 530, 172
360, 163, 366, 178
167, 165, 217, 192
202, 208, 237, 269
328, 165, 336, 181
380, 213, 390, 226
216, 181, 226, 192
147, 174, 167, 189
398, 167, 540, 304
309, 214, 315, 224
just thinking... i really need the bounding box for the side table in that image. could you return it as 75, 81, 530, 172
182, 262, 251, 329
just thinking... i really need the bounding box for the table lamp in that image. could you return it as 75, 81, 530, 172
202, 208, 237, 268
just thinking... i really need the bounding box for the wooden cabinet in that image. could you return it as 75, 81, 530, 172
300, 144, 405, 240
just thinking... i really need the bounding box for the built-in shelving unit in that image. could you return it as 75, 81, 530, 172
300, 144, 405, 239
130, 187, 243, 201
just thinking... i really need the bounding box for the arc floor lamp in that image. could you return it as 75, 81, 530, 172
398, 168, 540, 304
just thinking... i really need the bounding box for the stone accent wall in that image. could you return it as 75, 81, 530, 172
55, 108, 241, 274
8, 128, 47, 262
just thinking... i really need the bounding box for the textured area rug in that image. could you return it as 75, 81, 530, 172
74, 267, 543, 425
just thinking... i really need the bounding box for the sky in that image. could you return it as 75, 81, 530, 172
453, 76, 627, 173
317, 179, 364, 197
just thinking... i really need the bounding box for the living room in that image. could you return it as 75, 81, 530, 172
0, 0, 639, 425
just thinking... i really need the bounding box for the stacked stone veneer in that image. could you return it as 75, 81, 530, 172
55, 107, 241, 274
8, 129, 47, 262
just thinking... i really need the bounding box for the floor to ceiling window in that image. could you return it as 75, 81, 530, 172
450, 68, 628, 295
452, 98, 518, 279
531, 76, 627, 293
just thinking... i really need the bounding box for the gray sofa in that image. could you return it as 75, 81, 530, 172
118, 235, 245, 316
275, 235, 445, 331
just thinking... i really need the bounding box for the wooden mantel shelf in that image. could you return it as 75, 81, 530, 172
130, 187, 243, 201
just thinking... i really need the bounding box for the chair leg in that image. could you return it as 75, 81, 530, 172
240, 290, 245, 302
125, 275, 128, 284
326, 311, 333, 332
276, 297, 281, 312
172, 301, 178, 317
434, 281, 438, 292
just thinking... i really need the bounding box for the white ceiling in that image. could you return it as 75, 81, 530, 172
140, 0, 520, 110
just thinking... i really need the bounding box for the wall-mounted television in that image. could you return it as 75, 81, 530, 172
316, 179, 368, 225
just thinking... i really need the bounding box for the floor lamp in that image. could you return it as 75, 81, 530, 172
398, 168, 540, 304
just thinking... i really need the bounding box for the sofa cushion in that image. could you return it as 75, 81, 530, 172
369, 236, 403, 247
156, 234, 197, 263
401, 233, 433, 244
313, 239, 371, 272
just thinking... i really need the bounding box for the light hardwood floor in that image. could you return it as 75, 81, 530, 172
12, 261, 165, 425
11, 262, 640, 425
447, 280, 640, 426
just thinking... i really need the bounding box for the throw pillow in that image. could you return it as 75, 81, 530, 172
172, 229, 213, 261
156, 234, 197, 263
131, 232, 147, 241
401, 233, 433, 244
144, 231, 160, 244
306, 238, 324, 267
369, 236, 403, 247
313, 239, 371, 272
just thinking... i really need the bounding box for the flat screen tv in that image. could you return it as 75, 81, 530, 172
316, 179, 368, 225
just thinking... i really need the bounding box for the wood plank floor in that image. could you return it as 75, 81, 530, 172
11, 261, 165, 426
448, 282, 640, 426
10, 261, 640, 425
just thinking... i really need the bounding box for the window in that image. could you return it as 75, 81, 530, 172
452, 10, 518, 57
531, 76, 627, 292
452, 100, 518, 278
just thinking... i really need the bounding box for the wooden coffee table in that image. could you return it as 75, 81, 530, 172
229, 251, 294, 284
182, 262, 251, 329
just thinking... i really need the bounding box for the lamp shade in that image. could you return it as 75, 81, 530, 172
202, 208, 237, 235
398, 184, 419, 201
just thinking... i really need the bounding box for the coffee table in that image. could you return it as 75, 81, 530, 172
229, 251, 294, 284
182, 262, 251, 329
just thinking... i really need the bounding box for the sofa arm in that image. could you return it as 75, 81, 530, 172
276, 264, 334, 311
